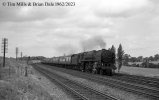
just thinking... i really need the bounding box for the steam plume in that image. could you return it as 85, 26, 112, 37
56, 44, 77, 55
81, 36, 106, 51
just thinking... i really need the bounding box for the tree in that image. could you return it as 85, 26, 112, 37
110, 45, 116, 53
117, 44, 124, 72
110, 45, 116, 58
154, 54, 159, 61
110, 45, 116, 69
123, 54, 130, 65
148, 56, 154, 61
137, 56, 143, 62
130, 57, 137, 62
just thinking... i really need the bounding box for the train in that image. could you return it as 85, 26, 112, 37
42, 49, 116, 76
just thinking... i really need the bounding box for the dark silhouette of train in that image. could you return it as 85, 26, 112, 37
42, 49, 116, 75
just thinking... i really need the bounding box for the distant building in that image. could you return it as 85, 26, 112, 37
128, 62, 143, 67
149, 61, 159, 65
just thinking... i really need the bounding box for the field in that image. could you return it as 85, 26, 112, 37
119, 66, 159, 78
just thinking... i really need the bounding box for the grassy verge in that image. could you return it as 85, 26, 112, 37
0, 58, 53, 100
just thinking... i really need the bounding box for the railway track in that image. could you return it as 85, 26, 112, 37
113, 73, 159, 88
37, 64, 159, 100
33, 65, 118, 100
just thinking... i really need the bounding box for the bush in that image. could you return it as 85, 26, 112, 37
148, 63, 159, 68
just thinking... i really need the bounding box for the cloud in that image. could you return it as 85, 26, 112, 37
56, 44, 79, 55
0, 0, 159, 57
0, 0, 70, 22
93, 0, 153, 18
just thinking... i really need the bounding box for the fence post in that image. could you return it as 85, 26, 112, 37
25, 66, 28, 77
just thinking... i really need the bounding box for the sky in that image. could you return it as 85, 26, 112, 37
0, 0, 159, 57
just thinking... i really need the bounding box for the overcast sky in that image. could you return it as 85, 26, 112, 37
0, 0, 159, 57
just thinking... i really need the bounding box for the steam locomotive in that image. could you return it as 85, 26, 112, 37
42, 49, 116, 75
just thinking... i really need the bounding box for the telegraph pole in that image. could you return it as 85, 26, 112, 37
16, 47, 19, 61
1, 38, 8, 67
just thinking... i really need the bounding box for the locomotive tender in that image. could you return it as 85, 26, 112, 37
42, 49, 116, 75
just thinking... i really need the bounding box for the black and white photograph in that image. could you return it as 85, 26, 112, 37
0, 0, 159, 100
